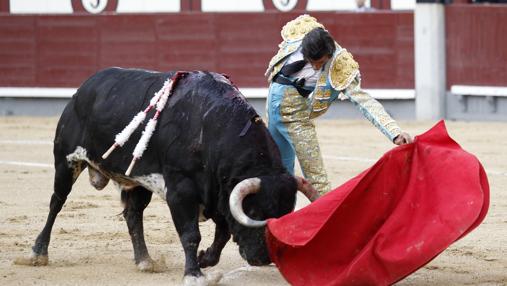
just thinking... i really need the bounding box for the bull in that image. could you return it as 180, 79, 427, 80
17, 68, 317, 285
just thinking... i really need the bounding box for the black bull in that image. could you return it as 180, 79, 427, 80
19, 68, 317, 282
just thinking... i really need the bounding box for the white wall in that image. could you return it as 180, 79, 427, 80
10, 0, 73, 14
202, 0, 373, 12
9, 0, 413, 14
201, 0, 264, 12
391, 0, 415, 10
116, 0, 180, 13
307, 0, 371, 11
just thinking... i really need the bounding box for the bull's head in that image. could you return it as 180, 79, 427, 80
228, 175, 319, 266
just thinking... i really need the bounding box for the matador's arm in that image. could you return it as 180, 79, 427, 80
342, 76, 402, 142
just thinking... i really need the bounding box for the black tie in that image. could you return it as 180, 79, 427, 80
280, 60, 307, 77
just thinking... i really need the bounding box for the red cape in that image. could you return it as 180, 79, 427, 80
266, 121, 489, 286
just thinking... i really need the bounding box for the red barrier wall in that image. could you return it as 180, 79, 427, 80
0, 12, 414, 88
446, 5, 507, 87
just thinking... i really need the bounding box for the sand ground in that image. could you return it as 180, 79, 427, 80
0, 117, 505, 285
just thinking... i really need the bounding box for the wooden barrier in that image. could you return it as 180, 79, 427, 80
0, 12, 414, 89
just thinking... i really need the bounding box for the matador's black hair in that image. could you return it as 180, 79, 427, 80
301, 28, 336, 61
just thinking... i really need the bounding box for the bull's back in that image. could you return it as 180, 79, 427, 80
55, 68, 255, 174
73, 68, 170, 123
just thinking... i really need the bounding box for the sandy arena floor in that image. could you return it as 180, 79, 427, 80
0, 117, 506, 285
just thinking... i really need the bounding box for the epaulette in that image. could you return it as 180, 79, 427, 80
328, 50, 360, 91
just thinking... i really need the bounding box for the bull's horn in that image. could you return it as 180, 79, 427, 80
229, 178, 266, 227
295, 176, 320, 202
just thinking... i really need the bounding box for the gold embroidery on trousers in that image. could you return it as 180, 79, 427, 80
280, 87, 331, 195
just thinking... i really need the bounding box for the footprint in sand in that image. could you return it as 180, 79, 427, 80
6, 215, 28, 223
64, 201, 99, 210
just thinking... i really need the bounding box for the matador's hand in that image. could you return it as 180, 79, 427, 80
393, 132, 413, 145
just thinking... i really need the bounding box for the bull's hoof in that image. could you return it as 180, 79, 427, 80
183, 275, 207, 286
13, 251, 48, 266
137, 256, 167, 273
183, 271, 223, 286
137, 258, 155, 272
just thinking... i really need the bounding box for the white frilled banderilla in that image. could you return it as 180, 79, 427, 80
101, 72, 188, 175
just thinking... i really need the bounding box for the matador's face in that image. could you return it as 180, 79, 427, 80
309, 55, 331, 71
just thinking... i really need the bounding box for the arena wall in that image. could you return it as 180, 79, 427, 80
0, 2, 506, 120
445, 4, 507, 120
446, 5, 507, 88
0, 12, 413, 89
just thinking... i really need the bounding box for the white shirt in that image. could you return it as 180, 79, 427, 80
283, 48, 322, 87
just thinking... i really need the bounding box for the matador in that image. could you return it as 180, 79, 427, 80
265, 14, 412, 195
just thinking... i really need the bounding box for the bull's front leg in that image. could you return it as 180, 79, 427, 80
198, 216, 230, 268
165, 173, 206, 284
